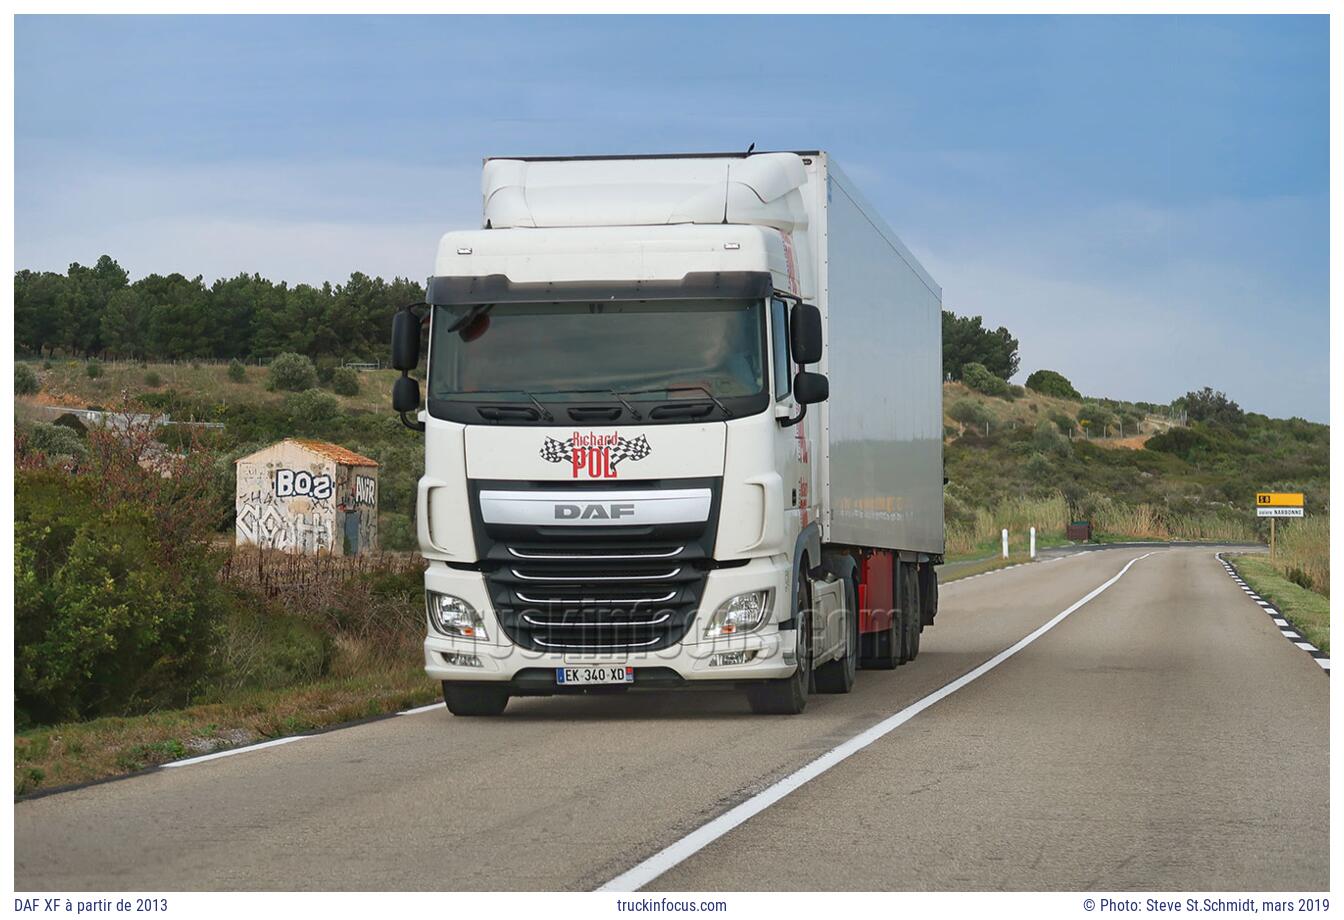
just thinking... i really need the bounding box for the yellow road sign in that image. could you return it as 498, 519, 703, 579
1256, 492, 1304, 507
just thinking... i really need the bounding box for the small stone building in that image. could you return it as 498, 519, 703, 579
235, 439, 380, 555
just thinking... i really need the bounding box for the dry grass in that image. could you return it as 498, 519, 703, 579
14, 665, 437, 795
947, 493, 1069, 555
20, 359, 401, 415
940, 381, 1176, 441
1267, 515, 1330, 597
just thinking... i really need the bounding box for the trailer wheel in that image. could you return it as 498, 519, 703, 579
442, 683, 510, 717
900, 563, 921, 663
748, 573, 812, 714
815, 573, 857, 694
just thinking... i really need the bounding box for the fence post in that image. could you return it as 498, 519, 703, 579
1030, 526, 1036, 559
1001, 528, 1009, 559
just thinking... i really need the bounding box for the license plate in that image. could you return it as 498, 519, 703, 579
555, 665, 634, 686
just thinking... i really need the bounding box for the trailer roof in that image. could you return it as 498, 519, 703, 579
484, 150, 822, 163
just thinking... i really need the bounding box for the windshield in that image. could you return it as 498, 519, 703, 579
429, 298, 766, 403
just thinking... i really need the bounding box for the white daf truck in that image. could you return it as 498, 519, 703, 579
391, 151, 943, 716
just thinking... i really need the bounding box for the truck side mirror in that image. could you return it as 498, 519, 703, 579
789, 303, 823, 365
392, 374, 421, 414
793, 370, 829, 405
391, 309, 422, 371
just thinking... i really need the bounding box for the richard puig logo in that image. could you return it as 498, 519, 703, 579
540, 431, 652, 479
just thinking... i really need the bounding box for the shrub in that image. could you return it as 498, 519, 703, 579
1008, 384, 1026, 399
283, 388, 340, 423
1032, 420, 1070, 456
1048, 410, 1076, 436
315, 357, 340, 386
1146, 426, 1215, 462
330, 367, 360, 397
1077, 402, 1116, 435
15, 363, 39, 395
85, 361, 102, 379
15, 470, 226, 725
25, 423, 86, 462
1025, 369, 1080, 399
41, 359, 53, 371
267, 352, 317, 392
227, 359, 247, 383
143, 371, 162, 388
948, 398, 992, 429
962, 362, 1010, 398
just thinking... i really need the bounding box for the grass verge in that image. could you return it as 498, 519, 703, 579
941, 552, 1038, 582
14, 665, 438, 796
1228, 554, 1330, 657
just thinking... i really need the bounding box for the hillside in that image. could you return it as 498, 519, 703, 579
14, 358, 1329, 558
940, 381, 1329, 555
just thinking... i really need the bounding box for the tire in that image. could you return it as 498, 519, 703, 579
900, 563, 921, 663
815, 573, 857, 693
442, 682, 510, 717
748, 571, 813, 714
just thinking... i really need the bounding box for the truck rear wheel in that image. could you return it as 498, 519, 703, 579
748, 574, 812, 714
442, 683, 510, 717
815, 573, 857, 693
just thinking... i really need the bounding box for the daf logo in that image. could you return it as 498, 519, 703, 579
554, 502, 637, 521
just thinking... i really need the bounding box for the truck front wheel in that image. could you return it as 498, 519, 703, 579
747, 574, 813, 715
442, 682, 510, 717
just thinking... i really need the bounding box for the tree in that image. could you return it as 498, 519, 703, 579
1025, 369, 1080, 400
14, 270, 66, 356
1180, 387, 1243, 426
943, 310, 1019, 381
100, 288, 151, 359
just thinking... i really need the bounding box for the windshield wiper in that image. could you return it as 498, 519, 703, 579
624, 385, 732, 419
607, 389, 643, 421
468, 389, 554, 421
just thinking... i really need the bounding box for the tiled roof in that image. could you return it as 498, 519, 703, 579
289, 439, 381, 467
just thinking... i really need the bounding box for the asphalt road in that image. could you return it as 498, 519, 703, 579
14, 546, 1328, 891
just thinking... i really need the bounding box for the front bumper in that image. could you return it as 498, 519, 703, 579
423, 556, 795, 690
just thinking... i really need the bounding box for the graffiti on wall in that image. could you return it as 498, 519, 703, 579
276, 469, 334, 500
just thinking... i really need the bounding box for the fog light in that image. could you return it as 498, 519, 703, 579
427, 592, 488, 640
703, 591, 771, 638
441, 652, 483, 668
708, 650, 757, 667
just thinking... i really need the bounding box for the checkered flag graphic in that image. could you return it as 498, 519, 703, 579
608, 434, 651, 468
539, 437, 572, 464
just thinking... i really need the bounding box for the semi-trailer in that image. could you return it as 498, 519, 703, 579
390, 150, 944, 716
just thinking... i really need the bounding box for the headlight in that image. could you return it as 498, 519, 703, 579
427, 592, 488, 640
703, 590, 771, 638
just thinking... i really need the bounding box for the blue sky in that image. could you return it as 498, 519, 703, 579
15, 15, 1330, 420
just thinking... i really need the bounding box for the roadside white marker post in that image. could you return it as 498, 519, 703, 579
1001, 528, 1009, 559
1030, 526, 1036, 559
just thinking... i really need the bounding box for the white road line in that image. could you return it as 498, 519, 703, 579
397, 703, 443, 716
161, 735, 306, 769
597, 552, 1155, 892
